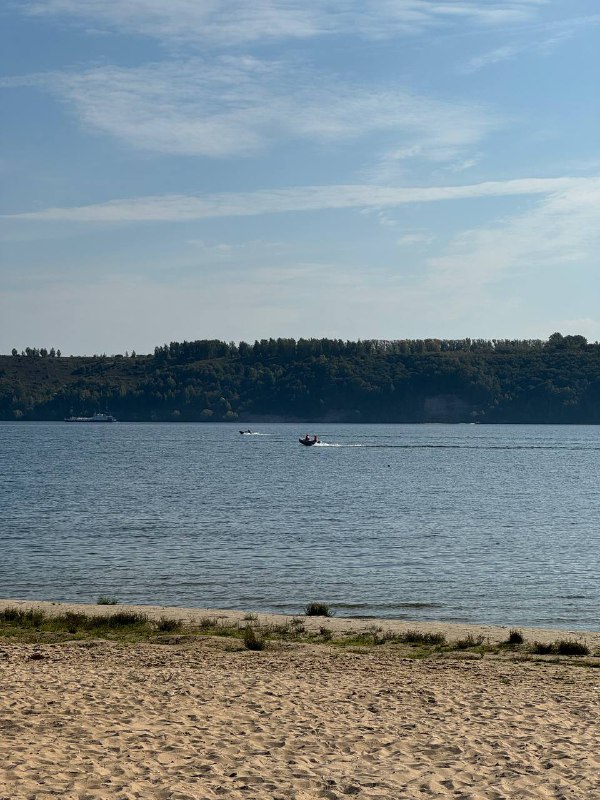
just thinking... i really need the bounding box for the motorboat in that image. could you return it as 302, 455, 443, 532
299, 435, 319, 446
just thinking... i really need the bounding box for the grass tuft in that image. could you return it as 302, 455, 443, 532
506, 629, 525, 645
97, 596, 119, 605
531, 639, 590, 657
156, 617, 182, 633
305, 603, 333, 617
398, 629, 446, 646
58, 611, 149, 631
532, 641, 554, 655
454, 634, 485, 650
0, 607, 46, 627
556, 639, 590, 657
243, 626, 265, 651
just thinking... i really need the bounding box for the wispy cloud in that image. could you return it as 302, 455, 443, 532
397, 231, 433, 246
3, 177, 589, 222
463, 44, 522, 72
425, 179, 600, 293
462, 13, 600, 72
4, 58, 494, 159
21, 1, 549, 45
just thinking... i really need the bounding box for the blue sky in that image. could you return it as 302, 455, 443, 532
1, 0, 599, 354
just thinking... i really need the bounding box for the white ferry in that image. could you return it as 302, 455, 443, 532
64, 413, 117, 422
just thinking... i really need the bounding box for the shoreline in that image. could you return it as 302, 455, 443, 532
2, 597, 599, 648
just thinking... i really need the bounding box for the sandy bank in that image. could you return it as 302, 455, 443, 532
1, 600, 600, 798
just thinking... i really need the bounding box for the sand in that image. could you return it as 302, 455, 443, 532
1, 600, 600, 799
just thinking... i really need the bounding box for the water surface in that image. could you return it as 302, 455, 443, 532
1, 422, 599, 629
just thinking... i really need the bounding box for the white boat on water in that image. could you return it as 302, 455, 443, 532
64, 413, 117, 422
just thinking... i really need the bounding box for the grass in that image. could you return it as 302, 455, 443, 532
0, 608, 46, 627
156, 617, 182, 632
555, 639, 590, 656
335, 627, 448, 650
0, 607, 596, 663
398, 629, 447, 646
305, 603, 333, 617
454, 634, 485, 650
243, 626, 265, 651
505, 629, 525, 646
531, 641, 554, 655
531, 639, 590, 657
0, 607, 152, 641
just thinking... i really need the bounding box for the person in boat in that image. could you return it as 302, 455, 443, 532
303, 434, 311, 443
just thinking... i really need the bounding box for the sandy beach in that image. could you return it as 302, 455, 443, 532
1, 600, 600, 799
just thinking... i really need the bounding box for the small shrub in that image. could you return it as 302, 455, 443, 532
305, 603, 333, 617
243, 613, 258, 621
97, 596, 119, 605
243, 626, 265, 651
156, 617, 182, 633
556, 639, 590, 657
319, 626, 333, 641
506, 629, 524, 645
399, 629, 446, 646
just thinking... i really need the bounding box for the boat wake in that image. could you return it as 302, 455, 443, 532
309, 443, 598, 450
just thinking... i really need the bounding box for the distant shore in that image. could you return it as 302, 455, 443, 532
2, 598, 600, 799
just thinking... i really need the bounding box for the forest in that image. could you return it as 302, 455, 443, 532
1, 333, 599, 423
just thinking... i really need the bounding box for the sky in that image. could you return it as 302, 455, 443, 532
1, 0, 599, 355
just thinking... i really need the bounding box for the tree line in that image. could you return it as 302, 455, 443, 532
1, 333, 599, 423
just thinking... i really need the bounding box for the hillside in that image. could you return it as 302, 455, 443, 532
1, 334, 599, 423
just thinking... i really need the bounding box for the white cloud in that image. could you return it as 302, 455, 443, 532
425, 179, 600, 295
462, 14, 600, 72
6, 58, 494, 159
3, 176, 587, 222
464, 44, 522, 72
21, 1, 549, 45
5, 179, 598, 351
